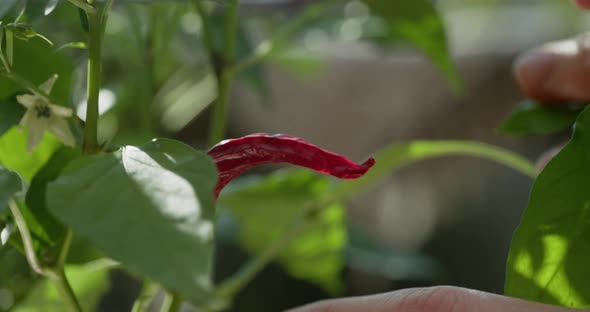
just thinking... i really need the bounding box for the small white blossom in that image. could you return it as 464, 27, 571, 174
16, 74, 76, 152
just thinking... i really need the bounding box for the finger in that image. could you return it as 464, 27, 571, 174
513, 34, 590, 103
287, 286, 576, 312
575, 0, 590, 9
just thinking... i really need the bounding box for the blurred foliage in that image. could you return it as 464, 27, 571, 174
499, 100, 583, 136
219, 170, 347, 295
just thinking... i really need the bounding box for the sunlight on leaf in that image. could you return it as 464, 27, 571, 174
505, 106, 590, 308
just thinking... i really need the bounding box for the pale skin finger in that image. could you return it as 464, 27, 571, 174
287, 286, 585, 312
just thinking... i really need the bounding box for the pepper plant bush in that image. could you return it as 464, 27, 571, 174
0, 0, 583, 311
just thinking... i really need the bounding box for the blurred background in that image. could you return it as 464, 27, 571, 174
0, 0, 588, 311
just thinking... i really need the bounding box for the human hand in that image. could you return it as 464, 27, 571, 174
287, 286, 580, 312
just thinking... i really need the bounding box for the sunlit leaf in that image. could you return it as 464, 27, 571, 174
0, 127, 59, 181
505, 106, 590, 308
47, 139, 218, 304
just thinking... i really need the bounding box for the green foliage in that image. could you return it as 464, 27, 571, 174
499, 100, 583, 136
47, 139, 218, 304
0, 95, 25, 137
12, 264, 111, 312
0, 127, 59, 181
219, 170, 347, 295
25, 147, 81, 244
505, 106, 590, 308
363, 0, 462, 92
0, 249, 37, 311
0, 166, 23, 217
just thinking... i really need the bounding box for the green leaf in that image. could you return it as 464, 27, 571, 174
0, 95, 26, 137
0, 166, 23, 217
362, 0, 462, 92
219, 171, 347, 294
12, 264, 111, 312
499, 100, 583, 136
47, 138, 218, 304
25, 147, 81, 244
0, 126, 60, 181
505, 106, 590, 308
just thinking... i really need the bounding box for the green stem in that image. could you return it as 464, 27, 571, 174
160, 291, 182, 312
67, 0, 97, 14
8, 199, 50, 277
57, 229, 74, 269
206, 0, 239, 147
6, 30, 13, 67
215, 211, 307, 302
50, 268, 83, 312
83, 8, 104, 154
131, 281, 160, 312
8, 199, 82, 311
192, 0, 217, 75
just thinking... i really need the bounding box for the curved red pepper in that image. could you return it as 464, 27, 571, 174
207, 133, 375, 198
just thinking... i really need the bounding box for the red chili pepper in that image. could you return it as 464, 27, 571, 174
207, 133, 376, 198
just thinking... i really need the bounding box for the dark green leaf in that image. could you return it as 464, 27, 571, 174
47, 139, 218, 304
0, 94, 26, 137
0, 166, 23, 217
499, 100, 583, 136
219, 171, 347, 294
25, 147, 81, 244
362, 0, 463, 92
0, 127, 60, 181
505, 106, 590, 308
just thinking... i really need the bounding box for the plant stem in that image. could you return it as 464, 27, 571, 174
160, 292, 182, 312
206, 0, 239, 147
215, 211, 307, 301
51, 268, 83, 312
8, 199, 51, 277
67, 0, 97, 14
6, 30, 13, 67
8, 199, 82, 311
131, 281, 160, 312
83, 8, 104, 154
